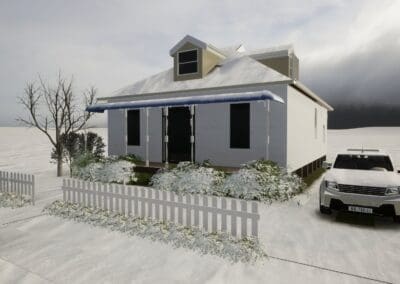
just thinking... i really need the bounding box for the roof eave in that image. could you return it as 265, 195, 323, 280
98, 80, 293, 102
291, 81, 334, 111
169, 35, 226, 59
169, 35, 207, 56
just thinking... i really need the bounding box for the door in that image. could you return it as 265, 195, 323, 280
163, 107, 192, 163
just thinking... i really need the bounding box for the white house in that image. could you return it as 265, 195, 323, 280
87, 35, 333, 177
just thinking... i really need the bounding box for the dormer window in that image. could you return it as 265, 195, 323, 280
177, 49, 198, 75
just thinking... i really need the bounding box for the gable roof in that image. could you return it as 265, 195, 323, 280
169, 35, 225, 58
101, 35, 333, 111
102, 56, 291, 100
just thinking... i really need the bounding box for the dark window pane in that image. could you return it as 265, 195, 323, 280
333, 154, 394, 171
179, 62, 198, 74
127, 110, 140, 146
230, 103, 250, 149
178, 50, 197, 63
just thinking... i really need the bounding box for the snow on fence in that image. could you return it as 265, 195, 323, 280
62, 179, 260, 238
0, 171, 35, 205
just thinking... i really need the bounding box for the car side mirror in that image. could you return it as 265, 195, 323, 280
322, 161, 332, 170
398, 170, 400, 174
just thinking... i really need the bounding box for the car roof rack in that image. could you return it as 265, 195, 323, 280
347, 148, 380, 153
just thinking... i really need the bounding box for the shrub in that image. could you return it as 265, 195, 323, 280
150, 162, 226, 195
73, 156, 137, 184
119, 154, 143, 164
128, 172, 153, 186
221, 160, 305, 201
52, 131, 105, 176
151, 160, 304, 202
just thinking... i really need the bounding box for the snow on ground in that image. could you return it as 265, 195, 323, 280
0, 127, 400, 284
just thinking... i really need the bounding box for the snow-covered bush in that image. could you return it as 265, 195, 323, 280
150, 162, 225, 195
0, 192, 32, 208
221, 160, 305, 201
74, 156, 137, 184
44, 200, 267, 263
151, 160, 304, 202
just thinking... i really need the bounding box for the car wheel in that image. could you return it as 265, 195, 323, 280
393, 215, 400, 223
320, 205, 332, 215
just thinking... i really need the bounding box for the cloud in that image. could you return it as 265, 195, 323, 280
299, 0, 400, 106
0, 0, 399, 126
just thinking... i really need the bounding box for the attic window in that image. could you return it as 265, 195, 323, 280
177, 49, 198, 75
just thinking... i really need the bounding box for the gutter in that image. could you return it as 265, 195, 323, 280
291, 80, 334, 111
98, 80, 293, 102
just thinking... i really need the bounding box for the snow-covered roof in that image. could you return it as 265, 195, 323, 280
103, 56, 291, 100
219, 44, 246, 57
291, 81, 333, 111
100, 35, 333, 111
169, 35, 225, 58
246, 44, 294, 60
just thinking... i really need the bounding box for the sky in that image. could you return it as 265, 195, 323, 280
0, 0, 399, 126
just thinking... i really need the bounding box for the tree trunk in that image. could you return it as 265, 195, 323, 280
57, 156, 63, 177
56, 146, 63, 177
69, 160, 73, 177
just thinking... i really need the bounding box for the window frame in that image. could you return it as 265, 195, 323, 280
177, 48, 199, 76
127, 109, 141, 146
230, 103, 250, 149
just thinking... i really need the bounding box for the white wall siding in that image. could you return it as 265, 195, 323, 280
195, 85, 287, 167
146, 108, 163, 162
108, 108, 163, 162
126, 108, 163, 162
108, 84, 288, 167
286, 86, 328, 171
108, 109, 126, 156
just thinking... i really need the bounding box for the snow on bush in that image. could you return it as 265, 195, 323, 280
74, 156, 137, 184
222, 160, 305, 202
151, 160, 304, 202
44, 200, 267, 263
0, 192, 32, 208
150, 162, 226, 195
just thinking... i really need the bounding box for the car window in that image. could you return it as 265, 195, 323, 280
333, 154, 394, 171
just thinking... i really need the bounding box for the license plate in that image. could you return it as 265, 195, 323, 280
348, 206, 373, 214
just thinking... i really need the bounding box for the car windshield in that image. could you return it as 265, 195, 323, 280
333, 154, 394, 171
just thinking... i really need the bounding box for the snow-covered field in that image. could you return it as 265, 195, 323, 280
0, 127, 399, 284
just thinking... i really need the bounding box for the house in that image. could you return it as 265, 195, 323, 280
87, 35, 333, 177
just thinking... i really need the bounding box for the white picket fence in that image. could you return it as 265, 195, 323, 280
62, 179, 260, 238
0, 171, 35, 205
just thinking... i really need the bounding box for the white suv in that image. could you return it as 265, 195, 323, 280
320, 149, 400, 223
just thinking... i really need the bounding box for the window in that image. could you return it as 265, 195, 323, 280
177, 49, 198, 75
323, 125, 326, 143
314, 108, 318, 139
127, 110, 140, 146
333, 155, 394, 171
230, 103, 250, 149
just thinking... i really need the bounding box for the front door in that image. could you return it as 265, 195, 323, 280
163, 107, 192, 163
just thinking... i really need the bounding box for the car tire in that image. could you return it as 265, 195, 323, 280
320, 205, 332, 215
393, 215, 400, 223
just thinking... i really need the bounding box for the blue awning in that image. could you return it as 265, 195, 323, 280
86, 90, 284, 113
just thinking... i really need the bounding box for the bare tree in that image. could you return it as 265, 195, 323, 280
18, 72, 96, 176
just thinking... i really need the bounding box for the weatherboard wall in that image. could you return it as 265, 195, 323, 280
195, 84, 287, 167
108, 108, 163, 162
286, 85, 328, 171
108, 109, 126, 156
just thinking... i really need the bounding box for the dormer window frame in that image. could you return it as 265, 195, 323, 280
177, 48, 199, 76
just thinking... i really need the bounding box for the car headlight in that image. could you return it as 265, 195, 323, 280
325, 180, 338, 191
385, 186, 400, 196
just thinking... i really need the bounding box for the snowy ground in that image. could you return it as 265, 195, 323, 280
0, 127, 399, 284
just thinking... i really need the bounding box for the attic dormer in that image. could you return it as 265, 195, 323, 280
169, 35, 225, 81
250, 46, 300, 80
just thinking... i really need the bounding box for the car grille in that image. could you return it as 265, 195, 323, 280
338, 184, 387, 196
